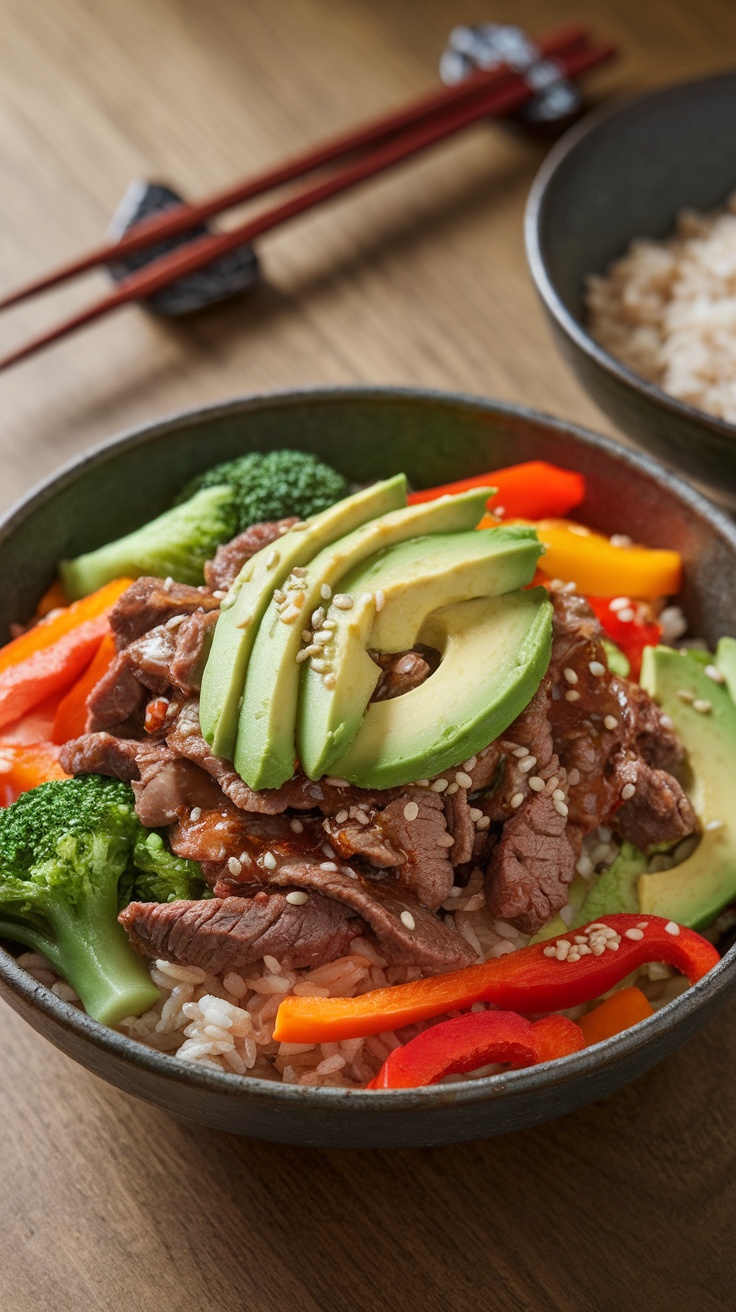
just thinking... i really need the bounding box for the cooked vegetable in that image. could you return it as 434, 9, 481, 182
127, 829, 207, 904
0, 776, 159, 1024
367, 1010, 585, 1089
409, 460, 585, 519
521, 519, 682, 599
273, 915, 719, 1043
0, 578, 132, 729
587, 597, 662, 679
52, 632, 118, 744
60, 450, 348, 599
0, 743, 68, 806
578, 986, 654, 1046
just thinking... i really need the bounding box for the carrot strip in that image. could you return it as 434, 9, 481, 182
35, 577, 69, 618
52, 633, 118, 744
0, 742, 68, 806
578, 986, 654, 1046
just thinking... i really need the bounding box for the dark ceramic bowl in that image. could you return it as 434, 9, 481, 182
525, 71, 736, 509
1, 387, 735, 1148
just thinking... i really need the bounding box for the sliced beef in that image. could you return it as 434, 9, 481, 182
120, 891, 363, 973
268, 863, 474, 973
204, 518, 298, 593
624, 680, 685, 774
323, 816, 403, 868
169, 610, 219, 693
443, 788, 475, 866
59, 731, 223, 825
611, 755, 699, 850
59, 732, 165, 783
110, 576, 219, 650
86, 654, 146, 734
485, 790, 579, 934
369, 649, 432, 702
377, 788, 455, 909
133, 760, 225, 828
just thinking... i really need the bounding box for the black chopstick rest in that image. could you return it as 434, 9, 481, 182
440, 23, 581, 127
106, 181, 260, 316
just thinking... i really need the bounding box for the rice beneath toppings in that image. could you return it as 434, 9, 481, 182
13, 825, 693, 1088
585, 192, 736, 424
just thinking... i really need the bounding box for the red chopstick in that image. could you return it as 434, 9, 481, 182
0, 38, 615, 372
0, 24, 590, 314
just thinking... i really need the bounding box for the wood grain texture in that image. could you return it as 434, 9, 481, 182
1, 0, 735, 1307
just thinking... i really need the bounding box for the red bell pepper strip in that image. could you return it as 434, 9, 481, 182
407, 461, 585, 519
0, 577, 132, 730
52, 632, 118, 745
0, 741, 68, 806
586, 597, 662, 680
578, 986, 654, 1046
273, 915, 719, 1044
367, 1010, 585, 1090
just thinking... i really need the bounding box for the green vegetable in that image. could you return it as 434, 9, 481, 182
0, 776, 203, 1024
60, 449, 348, 600
129, 829, 208, 904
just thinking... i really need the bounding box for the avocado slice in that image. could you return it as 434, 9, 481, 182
573, 842, 649, 926
633, 645, 736, 928
199, 475, 407, 758
234, 488, 494, 789
298, 525, 543, 779
716, 636, 736, 703
329, 588, 552, 789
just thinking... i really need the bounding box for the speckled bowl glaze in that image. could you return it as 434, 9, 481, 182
525, 72, 736, 509
1, 387, 735, 1148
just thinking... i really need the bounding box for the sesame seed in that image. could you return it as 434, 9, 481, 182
302, 644, 320, 658
573, 935, 588, 945
313, 630, 332, 646
323, 619, 337, 631
292, 566, 307, 577
476, 816, 491, 830
610, 596, 631, 612
333, 809, 348, 824
621, 783, 636, 800
563, 581, 577, 594
333, 594, 353, 610
454, 771, 473, 789
705, 664, 726, 684
414, 779, 430, 788
403, 801, 419, 822
552, 789, 566, 802
610, 534, 633, 548
568, 768, 580, 786
606, 939, 620, 951
273, 590, 286, 604
518, 755, 537, 773
589, 660, 605, 677
400, 911, 416, 931
295, 649, 310, 663
228, 856, 242, 876
577, 944, 592, 956
665, 921, 680, 936
165, 613, 185, 630
320, 861, 339, 872
311, 607, 325, 628
660, 714, 673, 729
212, 590, 226, 601
617, 608, 635, 623
353, 809, 369, 824
265, 549, 280, 569
556, 939, 571, 960
326, 777, 349, 788
510, 793, 525, 809
563, 667, 578, 685
604, 715, 618, 731
279, 606, 301, 624
445, 782, 459, 795
311, 658, 328, 672
463, 756, 477, 771
546, 776, 559, 792
436, 833, 456, 848
706, 818, 724, 831
676, 688, 695, 703
494, 505, 506, 519
693, 699, 712, 714
554, 799, 569, 817
374, 589, 385, 612
564, 689, 581, 702
468, 807, 483, 822
624, 927, 644, 940
286, 891, 309, 905
320, 584, 332, 601
431, 778, 448, 793
637, 921, 649, 930
289, 819, 304, 833
543, 945, 557, 958
568, 524, 590, 537
512, 746, 529, 758
301, 628, 313, 642
528, 777, 545, 792
262, 851, 277, 870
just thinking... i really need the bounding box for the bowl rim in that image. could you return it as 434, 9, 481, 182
2, 382, 736, 1114
524, 68, 736, 442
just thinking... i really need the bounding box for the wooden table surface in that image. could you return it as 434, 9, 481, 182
1, 1, 735, 1307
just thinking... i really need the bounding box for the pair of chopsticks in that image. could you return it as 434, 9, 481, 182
0, 26, 615, 372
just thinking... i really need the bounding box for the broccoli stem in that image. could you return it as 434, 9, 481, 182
0, 900, 160, 1026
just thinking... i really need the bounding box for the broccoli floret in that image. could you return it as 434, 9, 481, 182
129, 829, 207, 903
0, 776, 163, 1025
59, 450, 348, 599
180, 449, 348, 532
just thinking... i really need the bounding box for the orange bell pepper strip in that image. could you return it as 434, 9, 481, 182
35, 577, 69, 619
0, 741, 68, 806
510, 519, 682, 600
273, 915, 718, 1044
52, 632, 118, 745
407, 461, 585, 519
0, 577, 131, 730
367, 1010, 585, 1089
579, 986, 654, 1047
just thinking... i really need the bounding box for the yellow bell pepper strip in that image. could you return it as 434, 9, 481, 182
52, 632, 118, 745
510, 519, 681, 600
578, 985, 654, 1047
367, 1010, 585, 1090
407, 462, 585, 519
0, 577, 132, 730
273, 915, 718, 1044
586, 597, 662, 680
0, 742, 68, 806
